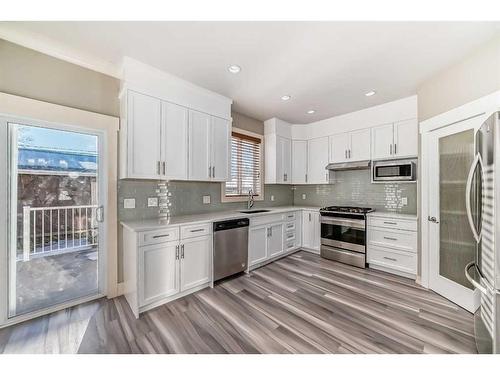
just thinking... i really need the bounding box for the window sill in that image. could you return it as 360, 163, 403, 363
220, 194, 265, 203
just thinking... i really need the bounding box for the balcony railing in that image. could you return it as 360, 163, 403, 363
22, 205, 99, 261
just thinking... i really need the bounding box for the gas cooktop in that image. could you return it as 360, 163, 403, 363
320, 206, 374, 214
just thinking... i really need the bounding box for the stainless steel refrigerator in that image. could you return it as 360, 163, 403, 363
465, 111, 500, 353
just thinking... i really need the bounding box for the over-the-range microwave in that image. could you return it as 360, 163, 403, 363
372, 158, 417, 182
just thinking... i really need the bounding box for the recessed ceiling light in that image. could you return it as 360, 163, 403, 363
281, 95, 291, 101
227, 65, 241, 74
365, 90, 376, 97
306, 110, 316, 114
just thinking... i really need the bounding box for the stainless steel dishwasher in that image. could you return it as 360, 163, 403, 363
213, 218, 249, 281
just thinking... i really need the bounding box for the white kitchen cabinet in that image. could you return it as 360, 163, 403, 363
307, 137, 330, 184
180, 235, 211, 291
277, 136, 292, 183
138, 241, 179, 307
393, 119, 418, 158
292, 140, 308, 184
124, 91, 163, 179
188, 110, 230, 181
349, 128, 371, 161
371, 120, 417, 160
249, 226, 268, 266
211, 116, 230, 181
302, 210, 320, 253
161, 101, 188, 180
329, 132, 350, 163
267, 223, 284, 258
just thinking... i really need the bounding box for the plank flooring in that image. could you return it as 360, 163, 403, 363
0, 251, 478, 354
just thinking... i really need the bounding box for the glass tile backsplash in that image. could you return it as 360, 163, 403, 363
292, 169, 417, 214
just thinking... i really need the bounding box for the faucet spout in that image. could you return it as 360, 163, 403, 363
247, 189, 255, 210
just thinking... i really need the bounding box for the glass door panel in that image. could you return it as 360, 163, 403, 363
8, 122, 102, 317
438, 129, 476, 289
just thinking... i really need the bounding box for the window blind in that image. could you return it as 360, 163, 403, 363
225, 132, 262, 197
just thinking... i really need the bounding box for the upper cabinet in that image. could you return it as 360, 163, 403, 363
266, 135, 292, 184
292, 140, 307, 184
329, 128, 371, 163
307, 137, 329, 184
120, 58, 232, 181
371, 119, 417, 160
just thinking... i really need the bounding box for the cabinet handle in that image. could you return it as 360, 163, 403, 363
390, 144, 393, 155
284, 173, 287, 182
162, 161, 166, 175
208, 166, 212, 178
383, 221, 397, 225
383, 236, 398, 241
348, 149, 351, 158
175, 245, 179, 260
190, 228, 205, 233
383, 256, 397, 262
157, 161, 161, 175
152, 234, 170, 239
394, 143, 397, 155
345, 150, 347, 159
212, 166, 215, 178
181, 244, 185, 258
325, 172, 328, 182
305, 173, 308, 183
309, 213, 311, 221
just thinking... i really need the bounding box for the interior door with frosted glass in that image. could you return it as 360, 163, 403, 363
6, 120, 104, 318
428, 117, 482, 312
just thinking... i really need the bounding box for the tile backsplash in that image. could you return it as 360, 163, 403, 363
118, 180, 294, 221
292, 169, 417, 214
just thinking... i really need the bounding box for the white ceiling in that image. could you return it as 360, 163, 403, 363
1, 21, 499, 123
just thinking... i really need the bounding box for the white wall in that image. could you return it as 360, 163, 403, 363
290, 95, 417, 139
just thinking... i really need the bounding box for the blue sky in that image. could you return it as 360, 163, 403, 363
17, 124, 97, 153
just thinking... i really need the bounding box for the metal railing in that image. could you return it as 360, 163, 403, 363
22, 205, 98, 261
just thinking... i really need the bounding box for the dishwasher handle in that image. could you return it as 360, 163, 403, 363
213, 218, 250, 231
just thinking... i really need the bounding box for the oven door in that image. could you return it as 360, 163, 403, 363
320, 216, 366, 253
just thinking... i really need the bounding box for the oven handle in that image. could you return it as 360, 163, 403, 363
320, 216, 365, 229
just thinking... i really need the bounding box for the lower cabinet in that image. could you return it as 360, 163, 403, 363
267, 223, 284, 258
302, 210, 320, 252
139, 241, 179, 307
180, 235, 211, 291
249, 226, 268, 266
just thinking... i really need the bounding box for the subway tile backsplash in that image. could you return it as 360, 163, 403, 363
292, 169, 417, 214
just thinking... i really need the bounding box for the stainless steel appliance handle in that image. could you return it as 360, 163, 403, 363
465, 153, 482, 243
465, 262, 488, 294
320, 216, 365, 229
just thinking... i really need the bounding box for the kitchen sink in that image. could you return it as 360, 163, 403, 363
238, 209, 271, 214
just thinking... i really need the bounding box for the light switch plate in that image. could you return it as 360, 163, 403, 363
401, 197, 408, 206
203, 195, 211, 204
123, 198, 136, 209
147, 197, 158, 207
270, 195, 275, 201
302, 194, 306, 200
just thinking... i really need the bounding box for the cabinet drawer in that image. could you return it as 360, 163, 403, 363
181, 223, 212, 239
368, 228, 417, 253
284, 239, 297, 251
368, 216, 417, 231
284, 230, 296, 242
139, 227, 179, 246
285, 221, 296, 231
284, 211, 297, 222
367, 246, 416, 275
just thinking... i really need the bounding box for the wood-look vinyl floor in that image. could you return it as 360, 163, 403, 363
0, 251, 478, 354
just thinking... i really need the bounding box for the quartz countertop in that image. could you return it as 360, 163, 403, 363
120, 205, 322, 232
367, 211, 418, 220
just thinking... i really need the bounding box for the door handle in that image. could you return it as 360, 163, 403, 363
465, 153, 483, 243
96, 206, 104, 223
427, 216, 439, 224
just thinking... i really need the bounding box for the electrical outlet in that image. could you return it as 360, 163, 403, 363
270, 195, 275, 201
302, 193, 306, 200
203, 195, 211, 204
401, 197, 408, 206
123, 198, 136, 209
147, 197, 158, 207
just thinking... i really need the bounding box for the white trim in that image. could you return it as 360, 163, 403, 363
0, 25, 121, 78
221, 127, 265, 203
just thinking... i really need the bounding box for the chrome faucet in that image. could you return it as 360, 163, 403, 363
247, 189, 255, 210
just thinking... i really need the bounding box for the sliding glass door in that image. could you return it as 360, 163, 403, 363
5, 120, 105, 318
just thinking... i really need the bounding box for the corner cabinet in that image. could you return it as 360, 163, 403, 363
307, 137, 330, 184
371, 119, 417, 160
120, 90, 230, 182
265, 134, 292, 184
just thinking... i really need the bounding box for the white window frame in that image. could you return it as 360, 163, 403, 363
221, 127, 264, 203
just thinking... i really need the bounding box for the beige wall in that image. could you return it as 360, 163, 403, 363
0, 39, 120, 117
231, 111, 264, 134
417, 35, 500, 121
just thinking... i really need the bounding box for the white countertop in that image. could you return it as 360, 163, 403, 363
120, 205, 321, 232
367, 211, 418, 220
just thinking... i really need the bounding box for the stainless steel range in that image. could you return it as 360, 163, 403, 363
319, 206, 374, 268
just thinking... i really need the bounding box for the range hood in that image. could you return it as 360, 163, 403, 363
326, 160, 371, 171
